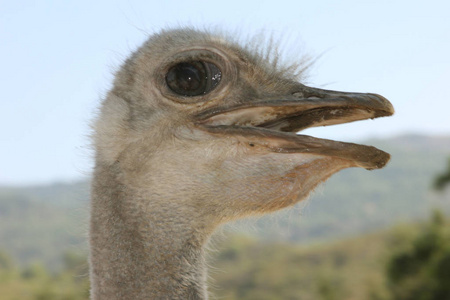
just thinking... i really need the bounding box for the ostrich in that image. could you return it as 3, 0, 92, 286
90, 28, 394, 299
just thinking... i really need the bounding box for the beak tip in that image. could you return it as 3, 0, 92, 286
362, 149, 391, 171
369, 93, 395, 116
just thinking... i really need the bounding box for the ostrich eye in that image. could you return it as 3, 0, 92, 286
166, 61, 221, 97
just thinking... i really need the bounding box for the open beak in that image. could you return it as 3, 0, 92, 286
195, 85, 394, 170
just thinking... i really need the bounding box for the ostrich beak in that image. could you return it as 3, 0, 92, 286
195, 85, 394, 170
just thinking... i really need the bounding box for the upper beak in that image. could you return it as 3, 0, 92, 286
196, 85, 394, 132
194, 84, 394, 170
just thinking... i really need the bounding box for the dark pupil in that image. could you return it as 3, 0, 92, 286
171, 63, 203, 93
166, 61, 221, 97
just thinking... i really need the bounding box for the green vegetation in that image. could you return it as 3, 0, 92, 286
387, 211, 450, 300
0, 251, 89, 300
1, 212, 449, 300
434, 157, 450, 191
211, 212, 450, 300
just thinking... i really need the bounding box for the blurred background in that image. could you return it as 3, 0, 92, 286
1, 0, 450, 299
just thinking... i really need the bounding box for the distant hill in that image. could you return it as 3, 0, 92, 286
0, 134, 449, 269
0, 181, 90, 269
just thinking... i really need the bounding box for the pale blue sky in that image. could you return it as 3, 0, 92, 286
1, 0, 449, 185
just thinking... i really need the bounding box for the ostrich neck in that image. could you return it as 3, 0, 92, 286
89, 164, 209, 300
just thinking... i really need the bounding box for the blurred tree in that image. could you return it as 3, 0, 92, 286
62, 251, 88, 274
386, 211, 450, 300
317, 273, 344, 300
21, 262, 48, 280
0, 249, 90, 300
434, 158, 450, 190
0, 250, 13, 271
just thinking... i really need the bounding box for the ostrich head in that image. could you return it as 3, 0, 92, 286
90, 28, 394, 299
94, 28, 393, 225
96, 30, 393, 222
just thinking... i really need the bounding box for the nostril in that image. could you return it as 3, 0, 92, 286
292, 91, 304, 98
293, 91, 320, 100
